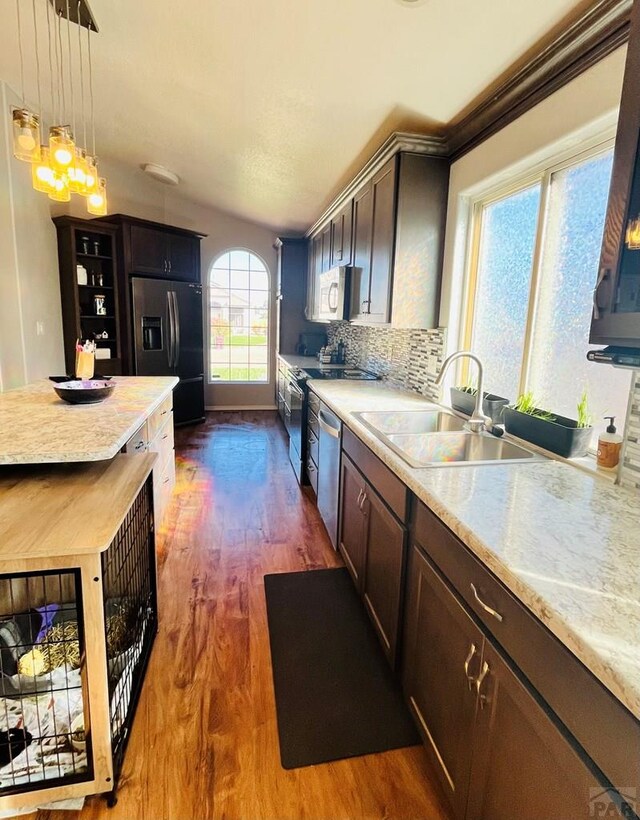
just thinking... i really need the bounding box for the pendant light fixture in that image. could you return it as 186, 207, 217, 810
9, 0, 107, 213
12, 0, 41, 162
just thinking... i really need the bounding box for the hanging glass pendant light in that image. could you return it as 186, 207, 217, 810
87, 176, 106, 215
13, 109, 41, 162
48, 169, 70, 202
49, 124, 75, 170
68, 146, 88, 192
32, 145, 55, 192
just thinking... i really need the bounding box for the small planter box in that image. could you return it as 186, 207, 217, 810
502, 407, 593, 458
450, 388, 509, 424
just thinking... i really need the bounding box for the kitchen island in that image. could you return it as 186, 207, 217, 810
0, 376, 178, 812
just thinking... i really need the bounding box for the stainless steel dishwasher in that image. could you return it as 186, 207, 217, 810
317, 402, 342, 549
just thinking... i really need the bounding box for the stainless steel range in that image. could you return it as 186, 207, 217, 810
281, 364, 377, 485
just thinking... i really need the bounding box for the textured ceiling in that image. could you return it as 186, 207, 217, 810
0, 0, 587, 232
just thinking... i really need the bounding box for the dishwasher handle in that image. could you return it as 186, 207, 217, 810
318, 410, 341, 439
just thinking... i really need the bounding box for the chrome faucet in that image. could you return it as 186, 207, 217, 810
435, 351, 490, 434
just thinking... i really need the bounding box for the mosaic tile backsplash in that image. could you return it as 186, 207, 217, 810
326, 323, 446, 402
619, 371, 640, 491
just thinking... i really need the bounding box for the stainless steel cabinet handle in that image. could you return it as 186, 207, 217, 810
475, 661, 490, 708
134, 441, 145, 451
318, 411, 341, 439
357, 488, 364, 507
464, 643, 478, 690
360, 492, 368, 511
470, 583, 503, 622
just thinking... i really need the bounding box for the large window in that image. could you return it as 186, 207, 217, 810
465, 145, 631, 444
209, 250, 270, 383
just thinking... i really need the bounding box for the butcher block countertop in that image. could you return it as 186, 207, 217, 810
0, 376, 178, 464
0, 453, 156, 559
308, 379, 640, 722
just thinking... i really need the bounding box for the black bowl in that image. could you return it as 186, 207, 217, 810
53, 380, 116, 404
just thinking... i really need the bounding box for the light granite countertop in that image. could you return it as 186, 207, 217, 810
0, 376, 178, 464
308, 379, 640, 721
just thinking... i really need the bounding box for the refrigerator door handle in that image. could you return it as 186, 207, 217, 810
172, 290, 181, 368
166, 290, 175, 368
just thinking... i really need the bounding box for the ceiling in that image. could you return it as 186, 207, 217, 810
0, 0, 589, 232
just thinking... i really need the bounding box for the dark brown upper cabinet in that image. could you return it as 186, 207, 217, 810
592, 0, 640, 347
330, 199, 353, 268
104, 215, 203, 283
307, 141, 449, 328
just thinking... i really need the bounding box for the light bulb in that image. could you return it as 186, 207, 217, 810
31, 147, 55, 193
12, 109, 41, 162
48, 169, 70, 202
49, 125, 75, 173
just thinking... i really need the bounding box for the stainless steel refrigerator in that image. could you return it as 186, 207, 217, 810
131, 277, 205, 425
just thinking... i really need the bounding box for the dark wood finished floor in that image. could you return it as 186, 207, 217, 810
39, 412, 448, 820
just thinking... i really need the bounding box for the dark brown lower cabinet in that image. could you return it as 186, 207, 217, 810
338, 453, 406, 667
404, 542, 620, 820
403, 542, 483, 818
339, 454, 367, 590
467, 638, 604, 820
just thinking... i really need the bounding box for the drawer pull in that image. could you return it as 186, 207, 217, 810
464, 643, 478, 690
161, 409, 168, 416
163, 476, 170, 484
475, 661, 490, 708
357, 488, 364, 507
470, 583, 503, 622
162, 434, 169, 440
134, 442, 145, 451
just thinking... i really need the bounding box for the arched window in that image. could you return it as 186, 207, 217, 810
209, 249, 270, 383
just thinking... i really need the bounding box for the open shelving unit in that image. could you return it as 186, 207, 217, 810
53, 217, 123, 377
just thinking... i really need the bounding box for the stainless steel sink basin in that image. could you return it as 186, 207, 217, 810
354, 409, 466, 435
353, 410, 544, 468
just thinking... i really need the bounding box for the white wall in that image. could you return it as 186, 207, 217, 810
0, 82, 65, 390
439, 46, 628, 349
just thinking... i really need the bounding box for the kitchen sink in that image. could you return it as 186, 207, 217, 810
353, 410, 544, 468
354, 409, 466, 435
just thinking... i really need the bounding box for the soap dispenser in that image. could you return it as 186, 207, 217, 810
597, 416, 623, 470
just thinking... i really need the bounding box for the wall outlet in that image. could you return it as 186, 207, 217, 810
36, 321, 45, 336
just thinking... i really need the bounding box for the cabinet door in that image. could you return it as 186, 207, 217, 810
306, 234, 323, 319
403, 543, 480, 819
330, 200, 353, 268
350, 182, 374, 320
467, 640, 612, 820
321, 224, 332, 273
130, 225, 169, 276
362, 485, 406, 668
368, 157, 397, 323
338, 455, 367, 592
168, 233, 199, 281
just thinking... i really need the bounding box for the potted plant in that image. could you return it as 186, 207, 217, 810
450, 383, 510, 424
502, 390, 593, 458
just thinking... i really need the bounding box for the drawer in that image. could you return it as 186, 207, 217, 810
308, 389, 320, 415
342, 426, 408, 522
306, 454, 318, 495
124, 422, 148, 454
148, 415, 174, 468
148, 393, 173, 440
307, 426, 319, 466
412, 499, 640, 792
308, 408, 319, 438
153, 455, 176, 525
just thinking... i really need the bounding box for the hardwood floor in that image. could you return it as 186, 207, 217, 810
40, 412, 448, 820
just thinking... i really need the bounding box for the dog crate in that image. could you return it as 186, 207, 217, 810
0, 457, 157, 814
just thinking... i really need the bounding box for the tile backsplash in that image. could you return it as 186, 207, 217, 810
326, 323, 446, 402
619, 372, 640, 491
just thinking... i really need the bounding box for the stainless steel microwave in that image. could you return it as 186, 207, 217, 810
318, 266, 350, 321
